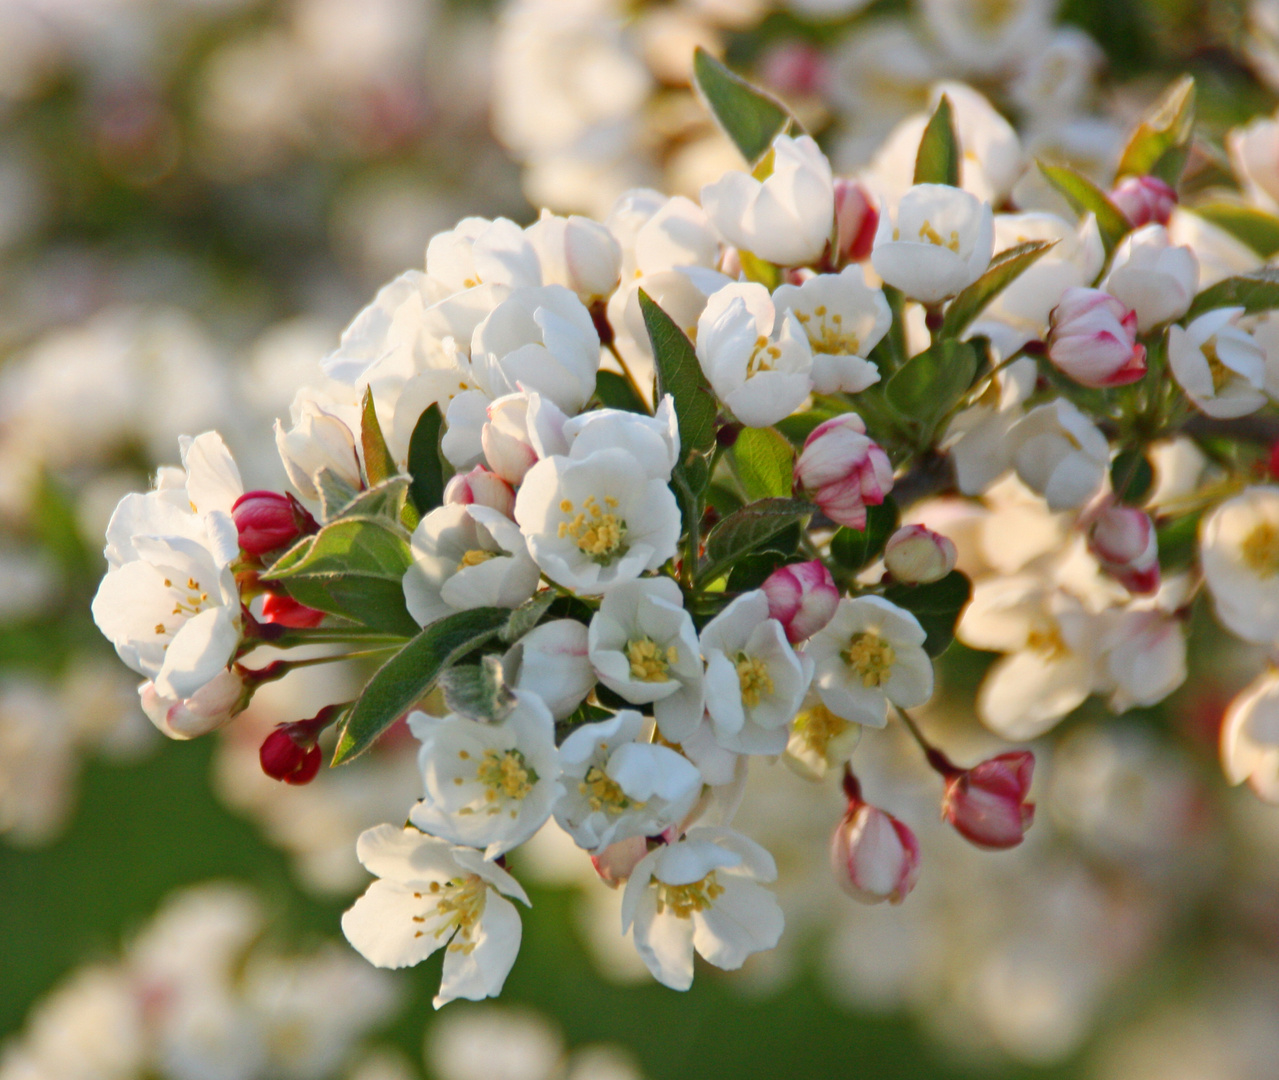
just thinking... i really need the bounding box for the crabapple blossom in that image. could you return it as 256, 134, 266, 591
138, 668, 245, 741
1098, 606, 1188, 712
560, 395, 680, 481
784, 695, 862, 780
1047, 287, 1147, 388
1088, 507, 1160, 595
940, 751, 1036, 850
444, 466, 516, 518
831, 773, 920, 905
1168, 307, 1268, 419
1227, 111, 1279, 211
524, 210, 622, 301
275, 396, 362, 501
1201, 486, 1279, 644
1221, 668, 1279, 802
760, 560, 840, 643
505, 619, 594, 720
833, 178, 878, 262
871, 183, 994, 303
795, 413, 894, 529
943, 358, 1037, 496
231, 490, 316, 556
1109, 175, 1177, 227
883, 526, 957, 584
1103, 224, 1199, 332
1008, 399, 1109, 511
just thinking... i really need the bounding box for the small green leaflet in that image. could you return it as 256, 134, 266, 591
940, 240, 1056, 338
692, 47, 792, 165
360, 386, 396, 487
1115, 75, 1195, 185
1183, 268, 1279, 321
639, 290, 718, 465
407, 404, 447, 517
594, 371, 650, 415
731, 427, 794, 501
1038, 162, 1130, 257
914, 95, 960, 187
883, 339, 978, 440
1189, 203, 1279, 259
700, 497, 812, 584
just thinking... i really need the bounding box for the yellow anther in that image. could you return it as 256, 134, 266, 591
578, 765, 643, 814
1026, 624, 1069, 660
655, 872, 725, 919
560, 499, 574, 513
429, 874, 488, 954
1242, 521, 1279, 577
560, 495, 627, 563
736, 654, 775, 707
791, 702, 848, 758
627, 638, 675, 682
457, 548, 497, 571
841, 632, 896, 688
475, 748, 537, 802
154, 623, 166, 635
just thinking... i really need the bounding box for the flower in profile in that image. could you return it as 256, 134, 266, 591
940, 751, 1036, 849
883, 525, 957, 584
1008, 399, 1109, 511
871, 183, 994, 303
1103, 224, 1198, 332
1221, 668, 1279, 802
341, 824, 529, 1008
760, 560, 840, 643
831, 770, 920, 904
795, 413, 893, 529
1088, 506, 1160, 595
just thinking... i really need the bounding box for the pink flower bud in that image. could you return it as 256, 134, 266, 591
760, 40, 829, 98
1047, 287, 1148, 388
796, 414, 893, 529
1088, 506, 1160, 594
139, 668, 245, 740
260, 592, 326, 628
883, 525, 957, 584
1109, 175, 1177, 228
833, 179, 878, 263
942, 751, 1035, 850
590, 835, 649, 887
481, 395, 539, 485
831, 771, 920, 904
761, 560, 840, 642
444, 465, 517, 518
258, 704, 342, 785
231, 490, 317, 555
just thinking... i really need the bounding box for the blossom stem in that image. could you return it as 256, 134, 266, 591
895, 708, 959, 778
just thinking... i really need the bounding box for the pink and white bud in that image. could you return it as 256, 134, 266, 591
590, 835, 649, 887
760, 40, 829, 98
831, 771, 920, 904
1088, 505, 1160, 594
481, 394, 539, 485
139, 667, 245, 740
1109, 175, 1177, 228
833, 179, 878, 263
1047, 287, 1147, 388
444, 465, 517, 518
796, 414, 894, 529
762, 560, 840, 643
941, 750, 1035, 850
231, 490, 316, 555
883, 525, 957, 584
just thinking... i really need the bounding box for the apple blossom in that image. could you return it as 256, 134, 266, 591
1007, 399, 1109, 511
1221, 668, 1279, 802
795, 413, 894, 529
1088, 507, 1160, 595
138, 668, 245, 741
524, 210, 622, 301
444, 466, 517, 519
1046, 287, 1147, 388
1227, 111, 1279, 212
505, 619, 594, 720
425, 216, 541, 298
231, 490, 316, 556
560, 395, 680, 482
1103, 224, 1199, 332
274, 396, 363, 501
1168, 307, 1268, 419
871, 183, 994, 303
1098, 607, 1187, 712
943, 358, 1037, 496
784, 695, 862, 781
1200, 486, 1279, 644
883, 525, 957, 584
760, 560, 840, 643
1109, 175, 1177, 227
833, 178, 878, 262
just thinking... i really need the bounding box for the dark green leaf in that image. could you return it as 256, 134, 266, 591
701, 497, 812, 583
594, 371, 650, 414
1116, 75, 1195, 184
360, 386, 396, 487
407, 404, 447, 518
731, 427, 794, 500
280, 576, 420, 636
640, 290, 718, 464
726, 549, 793, 592
914, 94, 960, 187
1038, 162, 1130, 256
332, 607, 512, 764
940, 241, 1057, 338
1110, 449, 1154, 506
1156, 509, 1202, 572
692, 47, 792, 164
882, 570, 972, 657
883, 339, 978, 437
1184, 268, 1279, 321
830, 498, 900, 571
1190, 202, 1279, 259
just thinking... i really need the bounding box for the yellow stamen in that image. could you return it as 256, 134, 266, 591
475, 748, 537, 802
655, 871, 725, 919
842, 633, 896, 688
791, 702, 848, 758
627, 638, 676, 682
558, 495, 628, 563
1241, 521, 1279, 577
457, 548, 497, 571
578, 765, 644, 814
736, 654, 775, 707
429, 875, 488, 954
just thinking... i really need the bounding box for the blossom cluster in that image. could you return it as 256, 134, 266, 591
90, 48, 1279, 1011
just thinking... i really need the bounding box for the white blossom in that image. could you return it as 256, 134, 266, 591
1201, 486, 1279, 644
1103, 224, 1199, 332
871, 183, 994, 303
1007, 399, 1109, 511
1169, 307, 1268, 419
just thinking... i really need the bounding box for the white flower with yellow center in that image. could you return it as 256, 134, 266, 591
871, 183, 994, 303
805, 596, 933, 728
783, 693, 863, 781
408, 692, 562, 860
514, 448, 681, 595
587, 577, 705, 742
621, 827, 784, 991
341, 824, 529, 1008
699, 591, 811, 755
1169, 307, 1268, 420
695, 282, 813, 429
772, 267, 892, 395
402, 504, 540, 628
553, 711, 702, 852
1221, 668, 1279, 803
1201, 487, 1279, 644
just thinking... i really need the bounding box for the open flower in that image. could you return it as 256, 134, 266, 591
695, 282, 813, 428
408, 692, 562, 860
699, 133, 835, 267
871, 183, 994, 303
561, 395, 680, 482
784, 694, 862, 780
699, 591, 811, 755
554, 711, 702, 852
1169, 307, 1268, 419
806, 596, 934, 727
514, 448, 681, 595
1221, 668, 1279, 803
1007, 399, 1109, 511
621, 827, 784, 991
1201, 486, 1279, 644
341, 824, 529, 1008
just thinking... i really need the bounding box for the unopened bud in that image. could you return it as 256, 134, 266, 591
1088, 506, 1159, 594
883, 525, 957, 584
1048, 287, 1147, 388
481, 394, 539, 485
274, 399, 362, 501
232, 490, 316, 555
796, 414, 893, 529
444, 465, 517, 518
833, 179, 878, 263
258, 704, 344, 785
260, 592, 326, 628
760, 40, 829, 98
941, 750, 1035, 850
831, 770, 920, 904
1109, 175, 1177, 228
761, 560, 840, 643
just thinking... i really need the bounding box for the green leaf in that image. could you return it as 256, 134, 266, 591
882, 570, 972, 657
1116, 75, 1195, 184
317, 467, 360, 522
407, 404, 447, 518
1038, 162, 1130, 256
701, 497, 812, 584
1156, 509, 1202, 572
829, 498, 900, 571
1110, 449, 1154, 506
261, 516, 418, 635
1184, 268, 1279, 321
1190, 202, 1279, 259
940, 241, 1057, 338
640, 290, 718, 465
914, 94, 960, 187
692, 47, 792, 164
594, 371, 650, 414
439, 655, 517, 723
334, 476, 410, 525
883, 339, 978, 438
731, 427, 794, 500
360, 386, 396, 487
499, 591, 557, 644
332, 607, 512, 764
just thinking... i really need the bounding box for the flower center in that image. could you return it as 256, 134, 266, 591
165, 575, 210, 624
842, 632, 896, 688
736, 653, 775, 707
1026, 623, 1069, 659
747, 334, 782, 377
417, 875, 488, 954
795, 305, 861, 356
1241, 521, 1279, 577
792, 702, 848, 758
578, 765, 644, 814
893, 219, 960, 251
627, 637, 676, 682
1200, 341, 1236, 395
457, 548, 497, 571
656, 871, 725, 919
558, 495, 628, 564
474, 748, 537, 806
